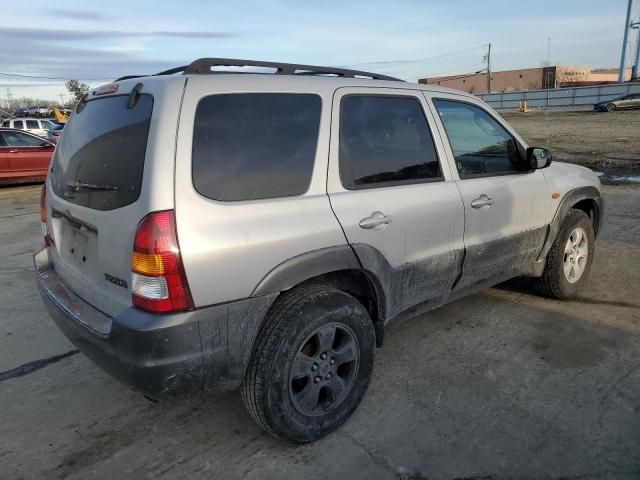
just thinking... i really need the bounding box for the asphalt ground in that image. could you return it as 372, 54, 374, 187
1, 182, 639, 480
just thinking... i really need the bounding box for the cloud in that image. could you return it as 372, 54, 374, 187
48, 9, 114, 22
0, 27, 239, 42
0, 25, 239, 83
0, 36, 188, 81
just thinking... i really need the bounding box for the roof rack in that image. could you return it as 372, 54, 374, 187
114, 58, 404, 82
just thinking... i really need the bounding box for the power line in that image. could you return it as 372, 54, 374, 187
344, 43, 490, 69
422, 69, 488, 84
422, 62, 487, 78
0, 72, 111, 81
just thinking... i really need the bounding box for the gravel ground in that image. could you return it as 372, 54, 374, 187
501, 107, 640, 181
1, 182, 639, 480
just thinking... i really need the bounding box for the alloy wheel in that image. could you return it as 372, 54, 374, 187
289, 323, 360, 416
563, 227, 589, 283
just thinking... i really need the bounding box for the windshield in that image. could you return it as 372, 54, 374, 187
50, 94, 153, 211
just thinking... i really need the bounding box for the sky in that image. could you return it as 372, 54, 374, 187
1, 0, 638, 102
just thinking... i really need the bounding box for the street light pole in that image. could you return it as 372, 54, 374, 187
619, 0, 633, 83
632, 20, 640, 81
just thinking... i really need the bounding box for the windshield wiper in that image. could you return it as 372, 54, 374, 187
66, 181, 120, 192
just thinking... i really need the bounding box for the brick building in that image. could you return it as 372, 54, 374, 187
419, 66, 632, 94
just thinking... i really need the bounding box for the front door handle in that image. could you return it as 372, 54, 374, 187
8, 150, 19, 154
359, 211, 392, 230
471, 194, 494, 209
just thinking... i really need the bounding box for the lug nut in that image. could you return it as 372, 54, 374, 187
311, 363, 318, 371
314, 376, 321, 383
320, 352, 327, 360
330, 359, 335, 365
326, 373, 332, 379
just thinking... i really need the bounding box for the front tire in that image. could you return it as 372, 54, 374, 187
606, 103, 616, 112
241, 284, 376, 443
535, 209, 595, 299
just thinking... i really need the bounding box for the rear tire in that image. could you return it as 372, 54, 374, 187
241, 284, 376, 443
534, 209, 594, 299
606, 103, 616, 112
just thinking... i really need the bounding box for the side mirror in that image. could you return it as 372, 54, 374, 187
527, 146, 552, 169
41, 141, 54, 148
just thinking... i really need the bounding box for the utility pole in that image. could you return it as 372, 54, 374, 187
485, 43, 492, 93
619, 0, 633, 83
59, 93, 66, 106
6, 88, 14, 110
632, 19, 640, 81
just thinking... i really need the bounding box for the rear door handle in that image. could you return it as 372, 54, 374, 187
471, 194, 494, 209
9, 150, 19, 154
359, 211, 392, 230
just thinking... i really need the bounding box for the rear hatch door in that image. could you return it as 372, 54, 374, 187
46, 77, 185, 319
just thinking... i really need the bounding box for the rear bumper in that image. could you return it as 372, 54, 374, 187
34, 248, 277, 400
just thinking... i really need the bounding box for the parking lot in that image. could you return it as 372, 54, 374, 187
1, 111, 640, 479
502, 107, 640, 180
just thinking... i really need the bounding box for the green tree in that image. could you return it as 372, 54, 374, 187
65, 79, 90, 103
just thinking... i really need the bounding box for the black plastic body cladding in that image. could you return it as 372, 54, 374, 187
251, 245, 361, 296
533, 186, 603, 275
35, 248, 277, 399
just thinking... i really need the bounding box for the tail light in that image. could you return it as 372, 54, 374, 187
131, 210, 194, 313
40, 184, 52, 246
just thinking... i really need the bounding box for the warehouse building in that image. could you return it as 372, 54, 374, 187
419, 66, 632, 93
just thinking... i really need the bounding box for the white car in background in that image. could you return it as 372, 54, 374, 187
1, 118, 57, 137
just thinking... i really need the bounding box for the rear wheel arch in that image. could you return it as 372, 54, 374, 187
298, 269, 385, 347
251, 246, 386, 347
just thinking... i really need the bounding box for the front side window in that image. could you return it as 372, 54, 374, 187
192, 93, 322, 202
41, 120, 55, 128
433, 99, 522, 178
339, 95, 442, 189
0, 131, 43, 147
26, 120, 39, 129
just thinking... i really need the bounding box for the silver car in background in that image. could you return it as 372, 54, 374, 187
594, 92, 640, 111
45, 123, 64, 143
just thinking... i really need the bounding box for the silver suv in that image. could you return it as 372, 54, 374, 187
35, 58, 603, 443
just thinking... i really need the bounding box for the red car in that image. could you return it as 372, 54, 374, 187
0, 128, 55, 183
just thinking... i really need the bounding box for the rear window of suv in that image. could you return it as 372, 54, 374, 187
50, 94, 153, 211
192, 93, 322, 201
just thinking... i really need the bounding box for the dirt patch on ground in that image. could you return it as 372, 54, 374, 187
500, 107, 640, 181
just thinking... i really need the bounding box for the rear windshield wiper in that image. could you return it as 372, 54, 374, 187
66, 181, 120, 192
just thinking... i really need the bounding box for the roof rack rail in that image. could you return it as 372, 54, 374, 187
183, 58, 404, 81
114, 58, 403, 82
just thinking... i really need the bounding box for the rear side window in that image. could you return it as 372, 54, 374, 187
339, 95, 442, 189
13, 120, 24, 129
26, 120, 39, 129
192, 93, 322, 201
50, 94, 153, 211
